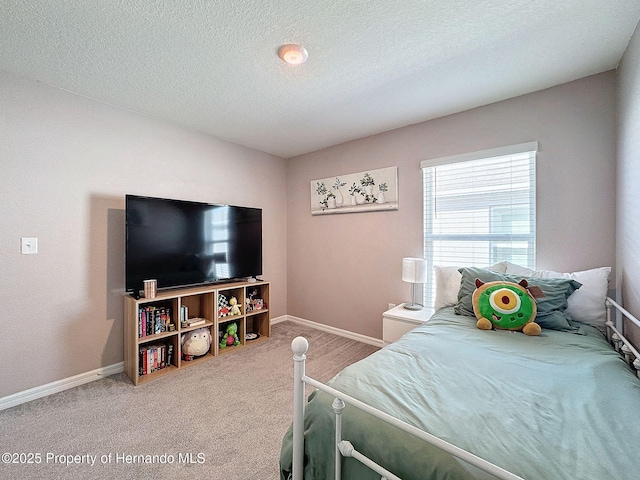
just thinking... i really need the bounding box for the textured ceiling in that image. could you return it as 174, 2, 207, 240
1, 1, 639, 158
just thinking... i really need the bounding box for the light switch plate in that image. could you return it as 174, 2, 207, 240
21, 237, 38, 255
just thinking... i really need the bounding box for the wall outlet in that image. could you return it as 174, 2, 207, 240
388, 303, 396, 310
20, 237, 38, 255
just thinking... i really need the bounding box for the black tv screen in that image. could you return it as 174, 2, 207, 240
125, 195, 262, 293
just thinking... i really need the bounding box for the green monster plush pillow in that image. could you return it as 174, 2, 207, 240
472, 278, 541, 336
456, 266, 582, 332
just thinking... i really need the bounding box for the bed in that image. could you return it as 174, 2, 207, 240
279, 265, 640, 480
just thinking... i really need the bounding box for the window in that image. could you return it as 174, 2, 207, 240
421, 142, 537, 307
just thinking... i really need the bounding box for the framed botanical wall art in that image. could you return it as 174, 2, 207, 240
310, 166, 398, 215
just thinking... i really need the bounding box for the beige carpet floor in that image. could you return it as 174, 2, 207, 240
0, 321, 378, 480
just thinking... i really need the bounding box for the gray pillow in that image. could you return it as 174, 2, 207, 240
454, 267, 582, 332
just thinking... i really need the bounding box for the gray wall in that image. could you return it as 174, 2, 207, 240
287, 72, 617, 339
0, 72, 288, 398
617, 21, 640, 343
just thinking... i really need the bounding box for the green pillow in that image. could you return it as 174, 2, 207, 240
455, 267, 582, 332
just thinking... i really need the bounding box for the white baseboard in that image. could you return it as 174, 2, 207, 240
272, 314, 383, 348
0, 362, 124, 411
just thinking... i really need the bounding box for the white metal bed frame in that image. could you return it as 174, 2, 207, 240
290, 297, 640, 480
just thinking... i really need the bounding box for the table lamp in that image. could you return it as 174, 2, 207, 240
402, 257, 427, 310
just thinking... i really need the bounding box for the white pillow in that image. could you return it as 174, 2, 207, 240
433, 263, 507, 311
503, 262, 611, 327
433, 266, 463, 310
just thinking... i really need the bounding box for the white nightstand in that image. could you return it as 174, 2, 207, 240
383, 304, 435, 345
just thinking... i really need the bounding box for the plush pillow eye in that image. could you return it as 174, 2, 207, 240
489, 288, 521, 314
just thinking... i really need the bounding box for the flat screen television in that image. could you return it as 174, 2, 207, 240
125, 194, 262, 294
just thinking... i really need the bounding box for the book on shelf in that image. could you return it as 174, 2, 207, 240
166, 343, 174, 366
138, 341, 173, 376
137, 306, 171, 338
186, 318, 206, 327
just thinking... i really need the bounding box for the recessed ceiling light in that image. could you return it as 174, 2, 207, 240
278, 44, 309, 65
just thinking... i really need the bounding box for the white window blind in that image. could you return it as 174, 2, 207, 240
421, 142, 537, 307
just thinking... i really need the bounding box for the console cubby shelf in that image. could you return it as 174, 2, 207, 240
124, 280, 270, 385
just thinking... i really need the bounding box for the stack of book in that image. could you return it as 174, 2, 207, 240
185, 318, 206, 327
138, 306, 171, 338
138, 342, 174, 376
179, 305, 207, 327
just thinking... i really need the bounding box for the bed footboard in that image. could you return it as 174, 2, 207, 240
290, 298, 640, 480
291, 337, 523, 480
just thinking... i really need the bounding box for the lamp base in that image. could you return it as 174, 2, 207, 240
403, 302, 423, 311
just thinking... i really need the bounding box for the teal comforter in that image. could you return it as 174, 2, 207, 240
280, 307, 640, 480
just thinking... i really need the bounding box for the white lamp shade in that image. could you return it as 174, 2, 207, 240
402, 257, 427, 283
